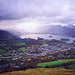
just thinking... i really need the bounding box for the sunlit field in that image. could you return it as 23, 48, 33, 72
37, 59, 75, 68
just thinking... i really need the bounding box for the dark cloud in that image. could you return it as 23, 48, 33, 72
0, 0, 64, 20
0, 0, 75, 25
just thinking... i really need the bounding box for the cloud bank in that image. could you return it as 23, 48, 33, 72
0, 0, 75, 32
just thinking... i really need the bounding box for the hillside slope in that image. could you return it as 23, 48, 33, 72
0, 30, 19, 39
37, 25, 75, 37
1, 68, 75, 75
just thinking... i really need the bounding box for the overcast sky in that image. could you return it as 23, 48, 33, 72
0, 0, 75, 32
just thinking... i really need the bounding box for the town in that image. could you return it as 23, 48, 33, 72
0, 38, 75, 72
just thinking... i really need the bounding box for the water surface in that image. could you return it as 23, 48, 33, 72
21, 34, 75, 43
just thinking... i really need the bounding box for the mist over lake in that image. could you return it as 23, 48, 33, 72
21, 34, 75, 43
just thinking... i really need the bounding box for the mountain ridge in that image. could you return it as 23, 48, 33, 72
37, 25, 75, 37
0, 30, 19, 39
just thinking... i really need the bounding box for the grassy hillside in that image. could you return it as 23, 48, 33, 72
0, 68, 75, 75
37, 59, 75, 68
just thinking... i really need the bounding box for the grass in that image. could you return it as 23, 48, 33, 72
6, 58, 12, 61
56, 66, 65, 69
5, 58, 13, 63
6, 58, 11, 61
66, 43, 72, 44
18, 47, 26, 51
56, 64, 75, 69
23, 56, 28, 59
68, 64, 75, 69
4, 47, 11, 50
15, 43, 25, 45
0, 49, 7, 55
1, 68, 75, 75
37, 59, 75, 67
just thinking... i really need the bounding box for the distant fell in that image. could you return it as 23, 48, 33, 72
37, 25, 75, 37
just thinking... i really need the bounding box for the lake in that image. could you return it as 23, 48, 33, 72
21, 34, 75, 43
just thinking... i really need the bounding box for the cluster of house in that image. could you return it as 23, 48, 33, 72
0, 43, 75, 61
0, 40, 75, 71
25, 43, 75, 57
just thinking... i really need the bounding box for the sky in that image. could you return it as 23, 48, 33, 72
0, 0, 75, 33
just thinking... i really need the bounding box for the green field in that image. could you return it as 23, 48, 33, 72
0, 49, 7, 55
5, 58, 13, 63
56, 66, 65, 69
4, 47, 11, 50
15, 43, 25, 45
18, 47, 26, 51
56, 64, 75, 69
23, 56, 28, 59
68, 64, 75, 69
6, 58, 11, 60
37, 59, 75, 68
